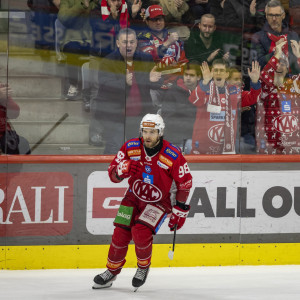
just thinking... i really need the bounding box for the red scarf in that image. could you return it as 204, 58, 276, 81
207, 81, 235, 154
267, 32, 288, 56
101, 0, 129, 29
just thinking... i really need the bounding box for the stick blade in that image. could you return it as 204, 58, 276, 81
168, 250, 174, 260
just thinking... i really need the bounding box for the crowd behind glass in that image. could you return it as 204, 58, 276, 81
0, 0, 299, 155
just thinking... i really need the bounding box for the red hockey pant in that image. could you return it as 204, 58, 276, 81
106, 223, 153, 275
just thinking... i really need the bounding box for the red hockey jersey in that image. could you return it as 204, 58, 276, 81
108, 138, 193, 213
256, 56, 300, 154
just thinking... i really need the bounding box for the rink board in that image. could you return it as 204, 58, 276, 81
1, 155, 300, 269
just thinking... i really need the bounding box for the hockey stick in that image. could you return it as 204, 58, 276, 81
31, 113, 69, 152
168, 224, 177, 260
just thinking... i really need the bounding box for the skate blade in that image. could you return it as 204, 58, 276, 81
92, 282, 113, 289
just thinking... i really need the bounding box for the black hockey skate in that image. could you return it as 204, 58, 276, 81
92, 269, 117, 289
132, 267, 149, 291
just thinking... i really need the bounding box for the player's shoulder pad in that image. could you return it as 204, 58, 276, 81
162, 141, 181, 161
125, 138, 142, 158
125, 138, 141, 149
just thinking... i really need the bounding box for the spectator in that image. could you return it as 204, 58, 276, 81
256, 39, 300, 154
95, 28, 162, 154
0, 84, 31, 155
137, 5, 188, 111
251, 0, 299, 74
184, 14, 229, 65
222, 0, 268, 29
227, 66, 257, 154
189, 59, 261, 154
161, 62, 200, 153
158, 0, 194, 24
188, 0, 210, 21
27, 0, 59, 53
58, 0, 92, 100
210, 0, 225, 26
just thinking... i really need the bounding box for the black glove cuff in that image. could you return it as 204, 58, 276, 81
176, 200, 190, 211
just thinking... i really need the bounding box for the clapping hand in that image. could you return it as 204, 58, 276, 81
131, 0, 142, 19
274, 38, 286, 58
248, 60, 261, 84
291, 40, 300, 59
150, 66, 162, 82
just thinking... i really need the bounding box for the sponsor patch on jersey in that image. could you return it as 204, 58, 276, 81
128, 149, 141, 157
130, 156, 141, 161
164, 147, 178, 160
143, 173, 153, 184
157, 160, 169, 169
210, 111, 225, 121
126, 140, 140, 149
282, 100, 291, 113
145, 165, 152, 173
159, 154, 173, 167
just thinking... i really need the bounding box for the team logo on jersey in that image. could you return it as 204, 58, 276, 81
126, 140, 140, 148
273, 114, 298, 134
143, 173, 153, 184
159, 154, 173, 167
164, 147, 178, 160
208, 124, 224, 144
145, 165, 152, 173
132, 179, 162, 202
128, 149, 141, 157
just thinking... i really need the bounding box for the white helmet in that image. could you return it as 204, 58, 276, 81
140, 114, 165, 137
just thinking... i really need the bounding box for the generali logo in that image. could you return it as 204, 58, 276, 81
0, 172, 73, 237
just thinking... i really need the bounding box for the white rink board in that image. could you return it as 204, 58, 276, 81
86, 170, 300, 235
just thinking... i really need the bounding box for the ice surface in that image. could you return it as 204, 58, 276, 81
1, 266, 300, 300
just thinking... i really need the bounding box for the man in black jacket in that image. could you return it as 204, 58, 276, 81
251, 0, 299, 74
94, 28, 162, 154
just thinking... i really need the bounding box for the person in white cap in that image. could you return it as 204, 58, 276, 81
92, 113, 193, 291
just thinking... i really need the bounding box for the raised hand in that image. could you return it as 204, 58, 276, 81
250, 0, 256, 16
291, 40, 300, 59
200, 61, 212, 85
248, 60, 261, 84
131, 0, 142, 18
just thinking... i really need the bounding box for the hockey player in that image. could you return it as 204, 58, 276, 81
93, 114, 193, 290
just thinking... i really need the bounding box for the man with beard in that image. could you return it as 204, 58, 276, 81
189, 59, 261, 154
94, 28, 162, 154
92, 114, 192, 291
161, 62, 200, 153
251, 0, 299, 74
256, 39, 300, 154
184, 14, 229, 65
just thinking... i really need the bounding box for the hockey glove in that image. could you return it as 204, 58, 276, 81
117, 160, 143, 179
168, 201, 190, 231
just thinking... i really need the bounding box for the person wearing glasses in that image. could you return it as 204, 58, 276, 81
251, 0, 299, 74
188, 59, 261, 154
